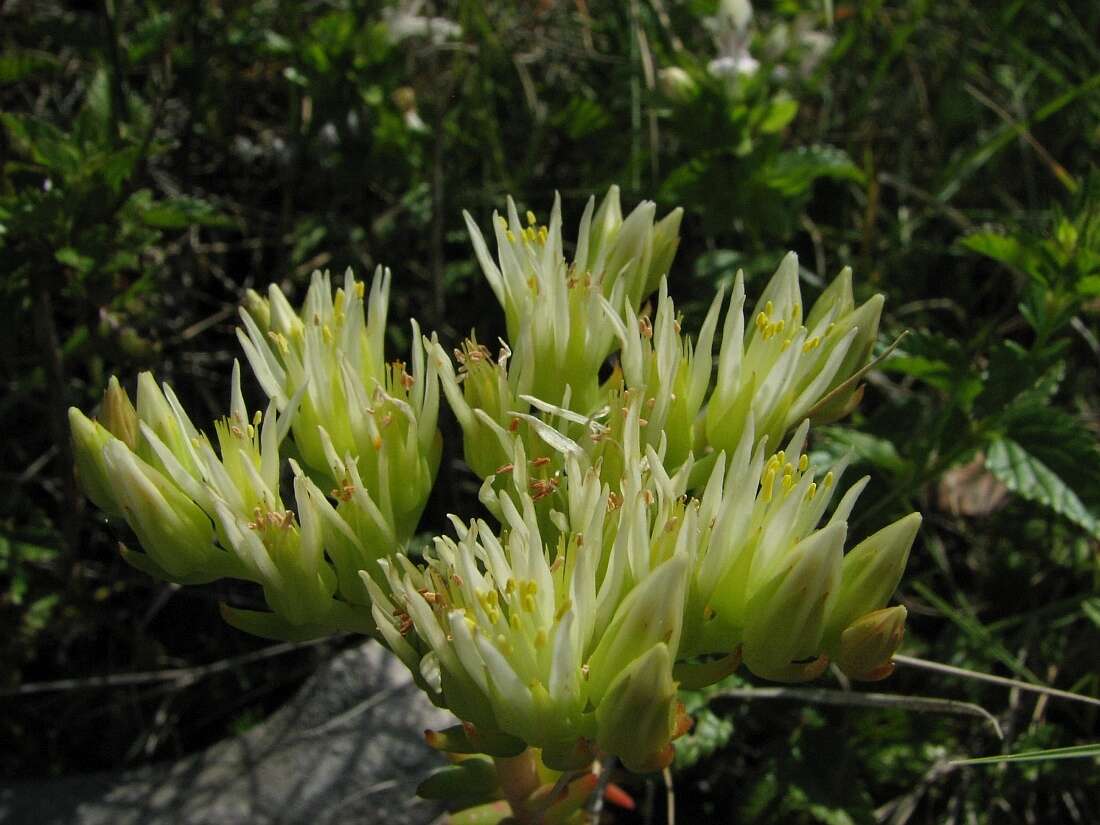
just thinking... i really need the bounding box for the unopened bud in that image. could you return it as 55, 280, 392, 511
742, 522, 843, 682
658, 66, 698, 104
69, 407, 124, 518
825, 512, 920, 648
585, 553, 688, 702
836, 605, 907, 681
102, 440, 217, 580
595, 643, 679, 773
102, 376, 139, 450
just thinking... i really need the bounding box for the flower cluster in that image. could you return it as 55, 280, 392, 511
70, 189, 919, 812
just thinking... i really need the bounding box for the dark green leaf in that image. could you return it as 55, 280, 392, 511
985, 437, 1098, 536
140, 197, 236, 229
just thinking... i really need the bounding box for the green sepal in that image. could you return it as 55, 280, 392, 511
120, 544, 224, 586
416, 755, 499, 802
424, 723, 527, 758
219, 604, 341, 642
672, 649, 742, 690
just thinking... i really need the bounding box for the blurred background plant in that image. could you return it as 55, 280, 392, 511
1, 0, 1098, 822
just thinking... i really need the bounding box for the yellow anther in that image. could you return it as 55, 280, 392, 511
534, 630, 547, 648
505, 578, 516, 594
322, 324, 333, 345
526, 210, 537, 226
775, 319, 785, 335
537, 225, 548, 244
506, 230, 516, 243
765, 300, 774, 317
799, 453, 809, 472
497, 216, 509, 231
761, 467, 776, 503
252, 410, 263, 427
807, 481, 818, 500
824, 471, 835, 488
354, 281, 365, 298
791, 302, 801, 320
781, 338, 793, 351
554, 599, 573, 621
783, 473, 795, 492
802, 336, 821, 353
267, 330, 289, 355
783, 462, 794, 477
522, 595, 535, 612
776, 450, 786, 465
510, 614, 521, 630
756, 311, 768, 329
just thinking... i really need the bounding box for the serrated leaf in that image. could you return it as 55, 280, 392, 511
972, 342, 1061, 420
819, 426, 908, 476
985, 437, 1098, 535
959, 231, 1043, 281
756, 146, 864, 196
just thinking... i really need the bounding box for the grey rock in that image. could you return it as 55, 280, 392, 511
0, 641, 453, 825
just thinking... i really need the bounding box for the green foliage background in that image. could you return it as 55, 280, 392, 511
2, 1, 1098, 822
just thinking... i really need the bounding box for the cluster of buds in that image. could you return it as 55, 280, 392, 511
706, 252, 883, 455
69, 188, 920, 820
70, 268, 440, 640
237, 267, 441, 544
448, 187, 682, 461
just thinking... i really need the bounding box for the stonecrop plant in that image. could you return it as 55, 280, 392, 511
70, 187, 920, 824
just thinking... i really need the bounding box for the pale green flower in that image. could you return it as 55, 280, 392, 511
237, 267, 441, 543
462, 187, 682, 415
705, 253, 883, 455
367, 433, 693, 772
71, 365, 375, 639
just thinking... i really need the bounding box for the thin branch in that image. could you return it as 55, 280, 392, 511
893, 654, 1100, 709
711, 685, 1003, 739
6, 637, 334, 696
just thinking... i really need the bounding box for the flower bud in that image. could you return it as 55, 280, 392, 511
836, 605, 907, 681
102, 376, 139, 450
69, 407, 124, 518
102, 440, 221, 581
241, 288, 271, 334
645, 207, 685, 301
135, 371, 198, 474
595, 643, 681, 773
824, 512, 920, 649
585, 552, 688, 703
658, 66, 698, 104
742, 522, 844, 682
